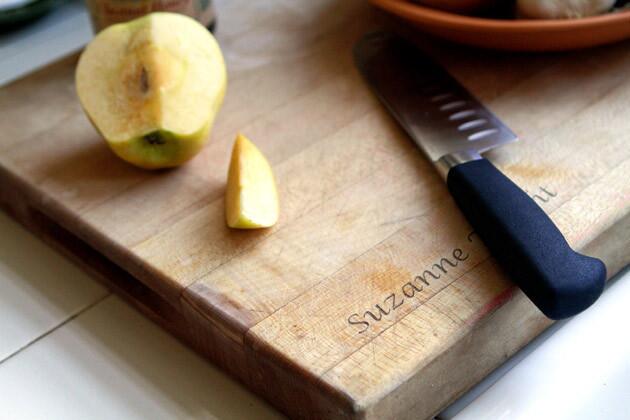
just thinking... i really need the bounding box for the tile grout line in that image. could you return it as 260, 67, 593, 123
0, 292, 112, 366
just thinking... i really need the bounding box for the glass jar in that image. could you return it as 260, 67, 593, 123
85, 0, 216, 33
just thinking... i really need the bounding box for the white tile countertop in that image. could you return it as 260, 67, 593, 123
0, 4, 628, 419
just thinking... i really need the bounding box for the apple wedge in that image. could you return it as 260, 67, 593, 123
226, 134, 279, 229
75, 12, 226, 169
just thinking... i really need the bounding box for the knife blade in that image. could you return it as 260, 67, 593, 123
354, 32, 606, 320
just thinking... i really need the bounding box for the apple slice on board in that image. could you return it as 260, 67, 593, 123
226, 134, 279, 229
75, 12, 226, 169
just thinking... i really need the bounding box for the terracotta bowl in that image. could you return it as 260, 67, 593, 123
370, 0, 630, 51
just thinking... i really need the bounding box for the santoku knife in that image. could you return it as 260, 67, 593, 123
354, 32, 606, 319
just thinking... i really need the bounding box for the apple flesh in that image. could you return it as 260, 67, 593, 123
225, 134, 279, 229
75, 12, 226, 169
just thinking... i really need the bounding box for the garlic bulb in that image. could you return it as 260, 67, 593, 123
517, 0, 616, 18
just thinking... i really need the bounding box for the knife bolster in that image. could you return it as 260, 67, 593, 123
435, 149, 483, 180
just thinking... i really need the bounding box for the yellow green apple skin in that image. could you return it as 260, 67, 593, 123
225, 134, 279, 229
75, 12, 227, 169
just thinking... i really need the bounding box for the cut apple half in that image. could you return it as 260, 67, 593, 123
226, 134, 279, 229
76, 12, 226, 169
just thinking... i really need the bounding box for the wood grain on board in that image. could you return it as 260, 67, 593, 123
0, 1, 628, 418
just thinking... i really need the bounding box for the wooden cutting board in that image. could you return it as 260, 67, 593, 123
1, 1, 629, 418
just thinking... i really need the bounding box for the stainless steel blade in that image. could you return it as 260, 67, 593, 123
354, 32, 517, 163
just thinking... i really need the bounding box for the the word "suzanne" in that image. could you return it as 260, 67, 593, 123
347, 247, 470, 334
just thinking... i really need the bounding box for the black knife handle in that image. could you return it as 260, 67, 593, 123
446, 158, 606, 319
